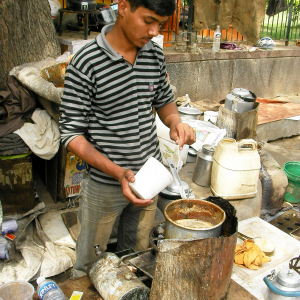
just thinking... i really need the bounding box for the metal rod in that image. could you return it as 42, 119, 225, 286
116, 248, 152, 268
285, 0, 294, 46
187, 0, 194, 46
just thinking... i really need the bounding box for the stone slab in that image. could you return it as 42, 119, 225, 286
257, 119, 300, 142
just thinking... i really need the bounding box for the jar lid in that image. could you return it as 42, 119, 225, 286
202, 144, 216, 154
277, 269, 300, 288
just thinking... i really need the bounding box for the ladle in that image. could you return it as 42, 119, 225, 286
238, 232, 275, 256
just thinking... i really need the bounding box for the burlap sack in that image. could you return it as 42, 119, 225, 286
193, 0, 267, 43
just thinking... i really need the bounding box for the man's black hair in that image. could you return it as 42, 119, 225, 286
127, 0, 176, 16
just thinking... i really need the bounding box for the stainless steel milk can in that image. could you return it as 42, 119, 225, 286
192, 144, 216, 187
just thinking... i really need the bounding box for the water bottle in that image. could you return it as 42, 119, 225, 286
212, 25, 221, 52
37, 277, 68, 300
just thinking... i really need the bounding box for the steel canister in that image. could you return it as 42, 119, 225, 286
87, 245, 150, 300
192, 145, 216, 187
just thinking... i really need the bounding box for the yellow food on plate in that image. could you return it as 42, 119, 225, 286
234, 240, 271, 270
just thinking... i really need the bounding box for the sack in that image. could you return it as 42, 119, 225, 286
266, 0, 288, 16
0, 76, 36, 137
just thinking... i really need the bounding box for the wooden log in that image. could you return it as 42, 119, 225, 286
150, 234, 237, 300
150, 197, 238, 300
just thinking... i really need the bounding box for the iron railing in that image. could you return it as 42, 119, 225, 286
162, 0, 299, 47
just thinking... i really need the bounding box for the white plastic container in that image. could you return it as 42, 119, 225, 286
0, 281, 34, 300
156, 114, 189, 167
129, 157, 174, 200
204, 111, 218, 123
210, 138, 261, 200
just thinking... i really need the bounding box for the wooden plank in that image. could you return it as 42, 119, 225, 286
256, 97, 291, 104
257, 101, 300, 125
33, 275, 257, 300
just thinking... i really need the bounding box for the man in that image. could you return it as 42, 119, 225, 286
59, 0, 196, 278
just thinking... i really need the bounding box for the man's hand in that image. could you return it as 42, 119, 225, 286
157, 102, 196, 150
118, 169, 154, 207
170, 122, 196, 150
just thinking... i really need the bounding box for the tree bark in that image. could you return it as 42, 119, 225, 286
0, 0, 61, 90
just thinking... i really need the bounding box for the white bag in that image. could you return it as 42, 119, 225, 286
48, 0, 61, 19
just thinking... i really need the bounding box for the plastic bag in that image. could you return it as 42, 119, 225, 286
48, 0, 61, 19
9, 52, 72, 104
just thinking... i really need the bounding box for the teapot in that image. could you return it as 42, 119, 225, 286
264, 257, 300, 300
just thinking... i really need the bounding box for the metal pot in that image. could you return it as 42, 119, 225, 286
157, 181, 194, 213
225, 88, 257, 113
264, 267, 300, 300
178, 107, 202, 120
164, 199, 226, 239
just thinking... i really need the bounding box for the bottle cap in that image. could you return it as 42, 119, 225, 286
36, 277, 45, 285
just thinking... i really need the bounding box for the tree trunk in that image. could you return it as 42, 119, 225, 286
0, 0, 61, 90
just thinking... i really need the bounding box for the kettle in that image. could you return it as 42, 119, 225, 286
225, 88, 256, 113
264, 261, 300, 300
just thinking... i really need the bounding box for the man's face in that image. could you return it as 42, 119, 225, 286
120, 1, 169, 48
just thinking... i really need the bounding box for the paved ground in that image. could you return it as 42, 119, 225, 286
265, 135, 300, 167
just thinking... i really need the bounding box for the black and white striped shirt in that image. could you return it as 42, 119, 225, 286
59, 24, 174, 185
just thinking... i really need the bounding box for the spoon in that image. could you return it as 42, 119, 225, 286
238, 232, 275, 256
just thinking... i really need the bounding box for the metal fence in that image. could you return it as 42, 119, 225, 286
163, 0, 300, 47
261, 0, 300, 45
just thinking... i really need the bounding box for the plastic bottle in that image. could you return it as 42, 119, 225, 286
212, 25, 221, 52
36, 277, 68, 300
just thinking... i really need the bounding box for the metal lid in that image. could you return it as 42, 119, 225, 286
277, 269, 300, 288
202, 144, 216, 154
178, 107, 202, 116
166, 181, 189, 194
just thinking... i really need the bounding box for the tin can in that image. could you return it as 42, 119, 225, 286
87, 245, 150, 300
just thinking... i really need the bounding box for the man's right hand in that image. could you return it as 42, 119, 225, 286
67, 136, 153, 207
119, 169, 154, 207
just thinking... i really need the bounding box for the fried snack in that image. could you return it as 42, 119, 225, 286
234, 240, 271, 270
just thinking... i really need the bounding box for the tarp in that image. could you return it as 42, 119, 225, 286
193, 0, 267, 44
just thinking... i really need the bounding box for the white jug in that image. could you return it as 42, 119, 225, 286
211, 138, 261, 200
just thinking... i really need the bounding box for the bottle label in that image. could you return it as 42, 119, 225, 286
38, 281, 59, 299
215, 33, 221, 38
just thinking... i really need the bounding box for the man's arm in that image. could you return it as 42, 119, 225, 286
157, 102, 196, 149
67, 135, 153, 207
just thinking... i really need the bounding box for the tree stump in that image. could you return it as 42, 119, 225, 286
150, 197, 238, 300
0, 0, 61, 89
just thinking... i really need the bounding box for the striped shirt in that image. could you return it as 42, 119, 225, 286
59, 24, 174, 185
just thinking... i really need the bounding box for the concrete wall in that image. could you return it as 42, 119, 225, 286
164, 46, 300, 102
